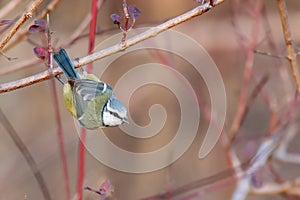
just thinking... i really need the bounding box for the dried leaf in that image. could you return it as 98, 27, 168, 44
33, 47, 46, 59
84, 179, 112, 196
29, 20, 47, 33
34, 19, 47, 28
128, 5, 141, 20
29, 25, 41, 33
110, 14, 121, 24
0, 20, 14, 26
99, 179, 111, 195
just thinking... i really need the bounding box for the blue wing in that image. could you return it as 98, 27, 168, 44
72, 79, 112, 121
72, 79, 113, 129
53, 48, 80, 79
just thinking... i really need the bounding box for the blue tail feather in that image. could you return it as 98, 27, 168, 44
53, 48, 80, 79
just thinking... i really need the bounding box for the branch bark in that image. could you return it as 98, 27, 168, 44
0, 0, 24, 19
277, 0, 300, 94
0, 108, 51, 200
0, 0, 44, 50
2, 0, 61, 51
0, 0, 225, 93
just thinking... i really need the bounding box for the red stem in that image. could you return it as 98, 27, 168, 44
122, 0, 129, 45
228, 0, 263, 145
50, 79, 71, 200
77, 1, 99, 199
87, 0, 99, 72
77, 128, 87, 200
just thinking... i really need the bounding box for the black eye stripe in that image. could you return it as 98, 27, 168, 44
102, 101, 121, 118
109, 110, 122, 118
101, 101, 122, 126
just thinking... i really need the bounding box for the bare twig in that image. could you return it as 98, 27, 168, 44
38, 0, 61, 20
250, 177, 300, 196
0, 0, 24, 19
239, 75, 269, 128
59, 12, 91, 48
0, 0, 225, 93
2, 0, 61, 51
77, 0, 102, 199
0, 57, 41, 75
261, 2, 295, 108
254, 49, 288, 59
0, 0, 44, 50
0, 108, 51, 200
277, 0, 300, 94
232, 135, 280, 200
141, 162, 249, 200
275, 126, 300, 164
45, 14, 70, 200
228, 0, 263, 144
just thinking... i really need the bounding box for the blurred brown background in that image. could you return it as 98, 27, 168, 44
0, 0, 300, 199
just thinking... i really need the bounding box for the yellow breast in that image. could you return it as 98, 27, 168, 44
63, 83, 77, 117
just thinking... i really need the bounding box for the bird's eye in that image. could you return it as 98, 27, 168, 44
110, 110, 122, 119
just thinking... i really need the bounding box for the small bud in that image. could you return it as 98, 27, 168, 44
33, 47, 46, 59
29, 19, 47, 33
0, 20, 14, 26
128, 5, 141, 20
110, 14, 121, 25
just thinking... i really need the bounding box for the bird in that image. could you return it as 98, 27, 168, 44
53, 48, 128, 129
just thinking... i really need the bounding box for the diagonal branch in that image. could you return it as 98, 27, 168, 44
228, 0, 263, 145
277, 0, 300, 94
0, 0, 24, 19
2, 0, 62, 51
0, 57, 41, 75
0, 0, 225, 93
0, 108, 51, 200
0, 0, 44, 50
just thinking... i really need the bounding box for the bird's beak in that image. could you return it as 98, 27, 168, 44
123, 116, 129, 124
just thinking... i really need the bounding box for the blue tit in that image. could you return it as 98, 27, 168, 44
53, 48, 128, 129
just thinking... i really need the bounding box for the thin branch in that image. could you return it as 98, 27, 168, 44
239, 75, 269, 129
254, 49, 288, 59
38, 0, 61, 20
59, 12, 91, 48
228, 0, 263, 145
0, 108, 51, 200
0, 24, 162, 76
232, 133, 281, 200
277, 0, 300, 94
0, 0, 24, 19
0, 0, 225, 93
275, 125, 300, 164
2, 0, 62, 51
250, 177, 300, 196
46, 14, 71, 200
77, 0, 102, 199
0, 57, 41, 75
141, 162, 249, 200
0, 0, 44, 50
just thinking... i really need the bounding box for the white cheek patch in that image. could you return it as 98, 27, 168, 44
103, 111, 123, 126
102, 95, 128, 126
107, 96, 127, 118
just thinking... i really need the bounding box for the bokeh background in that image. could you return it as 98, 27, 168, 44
1, 0, 300, 199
